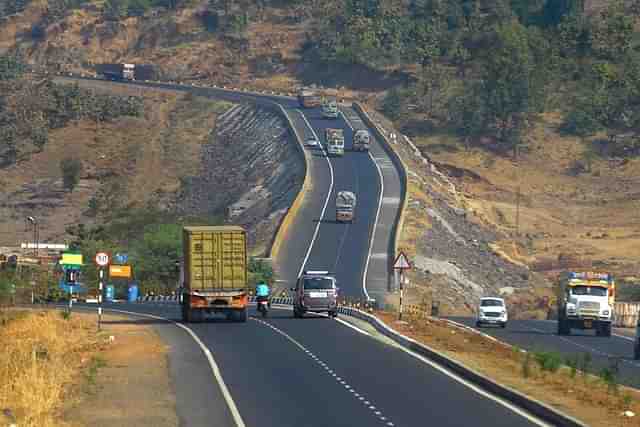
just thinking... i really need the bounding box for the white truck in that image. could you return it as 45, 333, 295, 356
556, 271, 614, 337
321, 98, 339, 119
336, 191, 356, 222
325, 128, 344, 156
353, 129, 371, 152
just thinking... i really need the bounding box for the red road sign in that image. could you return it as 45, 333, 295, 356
393, 252, 411, 270
95, 252, 110, 267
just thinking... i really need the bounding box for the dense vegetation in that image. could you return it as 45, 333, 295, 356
0, 54, 143, 166
62, 209, 273, 297
300, 0, 640, 156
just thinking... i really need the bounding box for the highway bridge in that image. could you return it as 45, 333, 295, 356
57, 75, 627, 427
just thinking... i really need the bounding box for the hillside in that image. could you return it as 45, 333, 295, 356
1, 0, 640, 306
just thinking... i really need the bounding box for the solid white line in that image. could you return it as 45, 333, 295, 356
371, 318, 552, 427
296, 109, 335, 277
100, 308, 246, 427
335, 317, 372, 337
341, 109, 385, 301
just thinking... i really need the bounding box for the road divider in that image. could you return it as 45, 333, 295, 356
351, 102, 409, 284
337, 306, 587, 427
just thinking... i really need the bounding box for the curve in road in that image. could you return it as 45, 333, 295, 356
58, 75, 554, 427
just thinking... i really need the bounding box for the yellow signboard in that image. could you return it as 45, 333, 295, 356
60, 253, 83, 265
109, 265, 132, 278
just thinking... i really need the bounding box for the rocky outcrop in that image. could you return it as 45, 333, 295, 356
178, 104, 304, 255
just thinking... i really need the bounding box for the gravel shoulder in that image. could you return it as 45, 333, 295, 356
63, 312, 178, 427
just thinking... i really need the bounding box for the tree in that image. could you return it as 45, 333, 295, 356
60, 158, 83, 193
479, 22, 535, 152
542, 0, 584, 27
590, 0, 634, 60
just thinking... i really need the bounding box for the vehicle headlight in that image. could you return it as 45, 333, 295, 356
602, 310, 610, 316
567, 304, 576, 312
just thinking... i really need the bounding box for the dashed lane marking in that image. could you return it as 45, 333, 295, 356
252, 317, 395, 425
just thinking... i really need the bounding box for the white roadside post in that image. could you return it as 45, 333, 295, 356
393, 252, 411, 321
95, 252, 110, 330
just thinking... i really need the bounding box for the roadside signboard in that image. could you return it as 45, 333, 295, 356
114, 253, 128, 264
60, 252, 83, 266
95, 252, 110, 267
109, 265, 132, 279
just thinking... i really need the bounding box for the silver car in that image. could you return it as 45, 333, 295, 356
304, 136, 320, 149
292, 271, 339, 318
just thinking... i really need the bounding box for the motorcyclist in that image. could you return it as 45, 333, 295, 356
256, 280, 270, 309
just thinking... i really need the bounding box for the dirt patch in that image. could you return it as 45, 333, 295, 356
376, 311, 640, 427
63, 312, 177, 427
0, 80, 231, 246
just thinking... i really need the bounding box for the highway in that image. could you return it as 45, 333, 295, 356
450, 317, 640, 388
60, 75, 551, 426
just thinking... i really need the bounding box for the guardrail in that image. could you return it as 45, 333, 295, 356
351, 102, 409, 289
614, 302, 640, 327
337, 306, 587, 427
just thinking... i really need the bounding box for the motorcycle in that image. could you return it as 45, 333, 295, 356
257, 299, 269, 318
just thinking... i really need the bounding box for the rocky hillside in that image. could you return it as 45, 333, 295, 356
0, 78, 301, 259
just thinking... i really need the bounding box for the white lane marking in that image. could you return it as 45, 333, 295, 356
369, 320, 553, 427
253, 317, 394, 425
340, 109, 384, 301
521, 324, 640, 368
296, 109, 335, 277
297, 308, 372, 337
96, 308, 246, 427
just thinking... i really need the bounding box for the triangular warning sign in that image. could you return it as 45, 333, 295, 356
393, 252, 411, 270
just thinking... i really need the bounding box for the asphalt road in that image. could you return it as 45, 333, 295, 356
100, 302, 542, 427
449, 317, 640, 387
59, 75, 545, 426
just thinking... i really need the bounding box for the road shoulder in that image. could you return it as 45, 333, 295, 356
63, 312, 178, 427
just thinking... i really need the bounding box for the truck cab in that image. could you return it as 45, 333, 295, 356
336, 191, 356, 222
557, 272, 614, 336
292, 271, 339, 318
353, 130, 371, 152
321, 98, 339, 119
325, 128, 344, 156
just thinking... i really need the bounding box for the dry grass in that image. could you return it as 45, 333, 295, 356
412, 113, 640, 278
377, 311, 640, 427
0, 310, 99, 427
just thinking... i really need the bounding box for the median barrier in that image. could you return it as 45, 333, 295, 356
337, 306, 587, 427
351, 102, 409, 288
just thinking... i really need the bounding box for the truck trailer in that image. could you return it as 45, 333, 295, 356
96, 63, 156, 81
325, 128, 345, 156
556, 271, 614, 336
297, 88, 322, 108
181, 226, 249, 323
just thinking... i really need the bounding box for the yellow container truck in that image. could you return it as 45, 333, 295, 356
181, 226, 248, 323
556, 271, 614, 336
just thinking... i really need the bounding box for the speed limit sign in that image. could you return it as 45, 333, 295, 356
95, 252, 110, 267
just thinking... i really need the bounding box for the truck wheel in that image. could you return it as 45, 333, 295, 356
558, 318, 570, 335
597, 323, 612, 337
635, 342, 640, 360
234, 308, 248, 323
329, 311, 338, 318
293, 308, 302, 318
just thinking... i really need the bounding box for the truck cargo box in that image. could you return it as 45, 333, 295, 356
183, 226, 247, 292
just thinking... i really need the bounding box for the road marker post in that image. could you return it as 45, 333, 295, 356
95, 252, 110, 330
393, 252, 411, 321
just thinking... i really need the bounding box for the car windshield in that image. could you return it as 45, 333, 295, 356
481, 299, 503, 307
303, 277, 334, 290
571, 286, 607, 296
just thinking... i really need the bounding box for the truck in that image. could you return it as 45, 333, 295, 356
181, 226, 249, 323
556, 271, 614, 336
336, 191, 356, 222
321, 97, 339, 119
297, 88, 322, 108
95, 63, 156, 81
325, 128, 344, 156
353, 129, 371, 152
